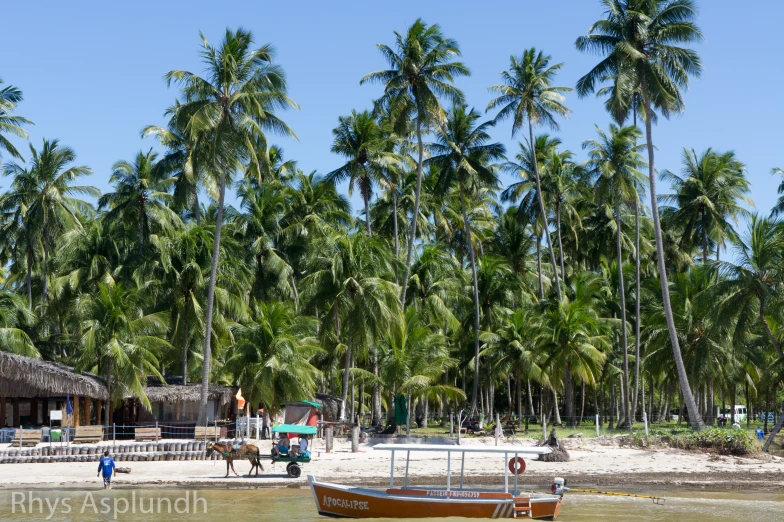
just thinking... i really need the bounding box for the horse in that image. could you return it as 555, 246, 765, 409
206, 441, 264, 477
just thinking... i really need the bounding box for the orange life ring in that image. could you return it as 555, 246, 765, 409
508, 457, 526, 475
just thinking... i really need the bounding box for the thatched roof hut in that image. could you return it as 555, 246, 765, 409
142, 377, 234, 406
315, 392, 341, 422
0, 351, 109, 400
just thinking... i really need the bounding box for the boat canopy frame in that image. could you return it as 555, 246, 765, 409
372, 444, 552, 495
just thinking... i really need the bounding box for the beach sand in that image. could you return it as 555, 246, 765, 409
1, 436, 783, 491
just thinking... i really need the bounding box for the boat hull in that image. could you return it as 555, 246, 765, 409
309, 477, 562, 519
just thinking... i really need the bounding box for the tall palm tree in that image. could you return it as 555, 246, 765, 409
303, 231, 400, 420
99, 149, 181, 256
1, 139, 97, 311
428, 104, 504, 414
576, 0, 705, 429
77, 282, 170, 423
501, 135, 562, 298
362, 18, 469, 305
488, 49, 572, 300
714, 215, 784, 360
327, 110, 397, 234
0, 78, 31, 161
771, 168, 784, 218
165, 28, 298, 424
660, 148, 752, 264
227, 300, 321, 408
584, 124, 646, 427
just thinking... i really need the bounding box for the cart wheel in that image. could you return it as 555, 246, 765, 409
287, 463, 302, 478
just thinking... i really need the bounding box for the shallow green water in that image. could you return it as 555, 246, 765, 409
0, 487, 782, 521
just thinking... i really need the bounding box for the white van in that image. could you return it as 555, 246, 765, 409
718, 405, 747, 423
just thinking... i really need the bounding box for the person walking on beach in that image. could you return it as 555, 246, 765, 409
97, 450, 116, 489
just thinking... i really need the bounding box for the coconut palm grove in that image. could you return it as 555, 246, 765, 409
1, 0, 783, 440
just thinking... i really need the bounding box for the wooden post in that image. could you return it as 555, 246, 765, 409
0, 396, 6, 428
73, 396, 80, 427
84, 398, 92, 426
351, 425, 359, 453
325, 426, 333, 453
12, 398, 19, 428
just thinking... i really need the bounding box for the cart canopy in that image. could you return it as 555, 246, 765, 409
272, 424, 317, 435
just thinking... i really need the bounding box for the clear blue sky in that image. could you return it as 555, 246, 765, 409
2, 0, 782, 222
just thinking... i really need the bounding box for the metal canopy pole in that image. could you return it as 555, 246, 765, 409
390, 450, 395, 489
504, 452, 509, 493
446, 452, 451, 491
513, 452, 518, 494
459, 452, 465, 490
404, 450, 410, 488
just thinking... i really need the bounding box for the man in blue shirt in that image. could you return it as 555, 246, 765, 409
97, 450, 116, 489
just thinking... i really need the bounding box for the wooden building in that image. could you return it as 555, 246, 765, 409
0, 351, 109, 428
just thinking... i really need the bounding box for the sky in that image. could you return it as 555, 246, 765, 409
2, 0, 783, 231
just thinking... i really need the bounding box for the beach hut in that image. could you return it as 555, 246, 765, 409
116, 377, 236, 438
0, 351, 109, 430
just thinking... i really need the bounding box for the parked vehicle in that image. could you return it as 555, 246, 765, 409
718, 405, 747, 424
759, 411, 777, 424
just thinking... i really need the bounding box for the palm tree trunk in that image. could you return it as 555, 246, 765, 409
529, 120, 561, 301
459, 179, 482, 415
340, 340, 353, 421
372, 350, 381, 426
555, 201, 565, 281
564, 363, 574, 426
197, 170, 227, 425
527, 379, 535, 418
26, 240, 33, 310
392, 188, 399, 282
194, 192, 201, 225
551, 389, 561, 426
181, 310, 189, 385
616, 208, 632, 428
362, 175, 372, 235
632, 198, 641, 418
399, 116, 424, 305
640, 88, 704, 430
536, 234, 544, 299
516, 365, 523, 424
105, 356, 113, 427
760, 298, 784, 358
42, 220, 49, 314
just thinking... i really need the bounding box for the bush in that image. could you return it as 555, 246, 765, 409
675, 428, 755, 455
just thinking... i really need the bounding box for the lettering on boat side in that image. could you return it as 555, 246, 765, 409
323, 496, 369, 511
425, 490, 480, 498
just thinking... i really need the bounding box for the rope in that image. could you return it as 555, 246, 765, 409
568, 488, 665, 504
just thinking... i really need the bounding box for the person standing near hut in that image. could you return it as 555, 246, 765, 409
97, 450, 116, 489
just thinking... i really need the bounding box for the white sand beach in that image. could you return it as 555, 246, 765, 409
1, 436, 783, 491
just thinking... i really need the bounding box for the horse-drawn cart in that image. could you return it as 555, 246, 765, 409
270, 423, 315, 478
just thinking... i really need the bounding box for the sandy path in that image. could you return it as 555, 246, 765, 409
1, 437, 783, 491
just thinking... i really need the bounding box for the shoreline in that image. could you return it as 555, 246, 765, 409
1, 437, 783, 492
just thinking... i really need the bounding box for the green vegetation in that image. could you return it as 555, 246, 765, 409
2, 3, 784, 449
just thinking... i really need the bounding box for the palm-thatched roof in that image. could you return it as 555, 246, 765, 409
0, 351, 109, 400
316, 392, 341, 421
141, 377, 235, 405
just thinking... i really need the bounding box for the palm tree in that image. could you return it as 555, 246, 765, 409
0, 78, 31, 161
501, 135, 562, 298
660, 148, 752, 264
535, 273, 610, 426
584, 124, 646, 427
227, 300, 321, 408
0, 290, 38, 357
99, 149, 181, 256
488, 49, 572, 300
428, 104, 505, 414
327, 110, 398, 234
1, 139, 97, 312
77, 282, 170, 424
165, 28, 298, 424
303, 231, 400, 420
576, 0, 705, 429
771, 168, 784, 218
714, 215, 784, 360
362, 18, 469, 305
